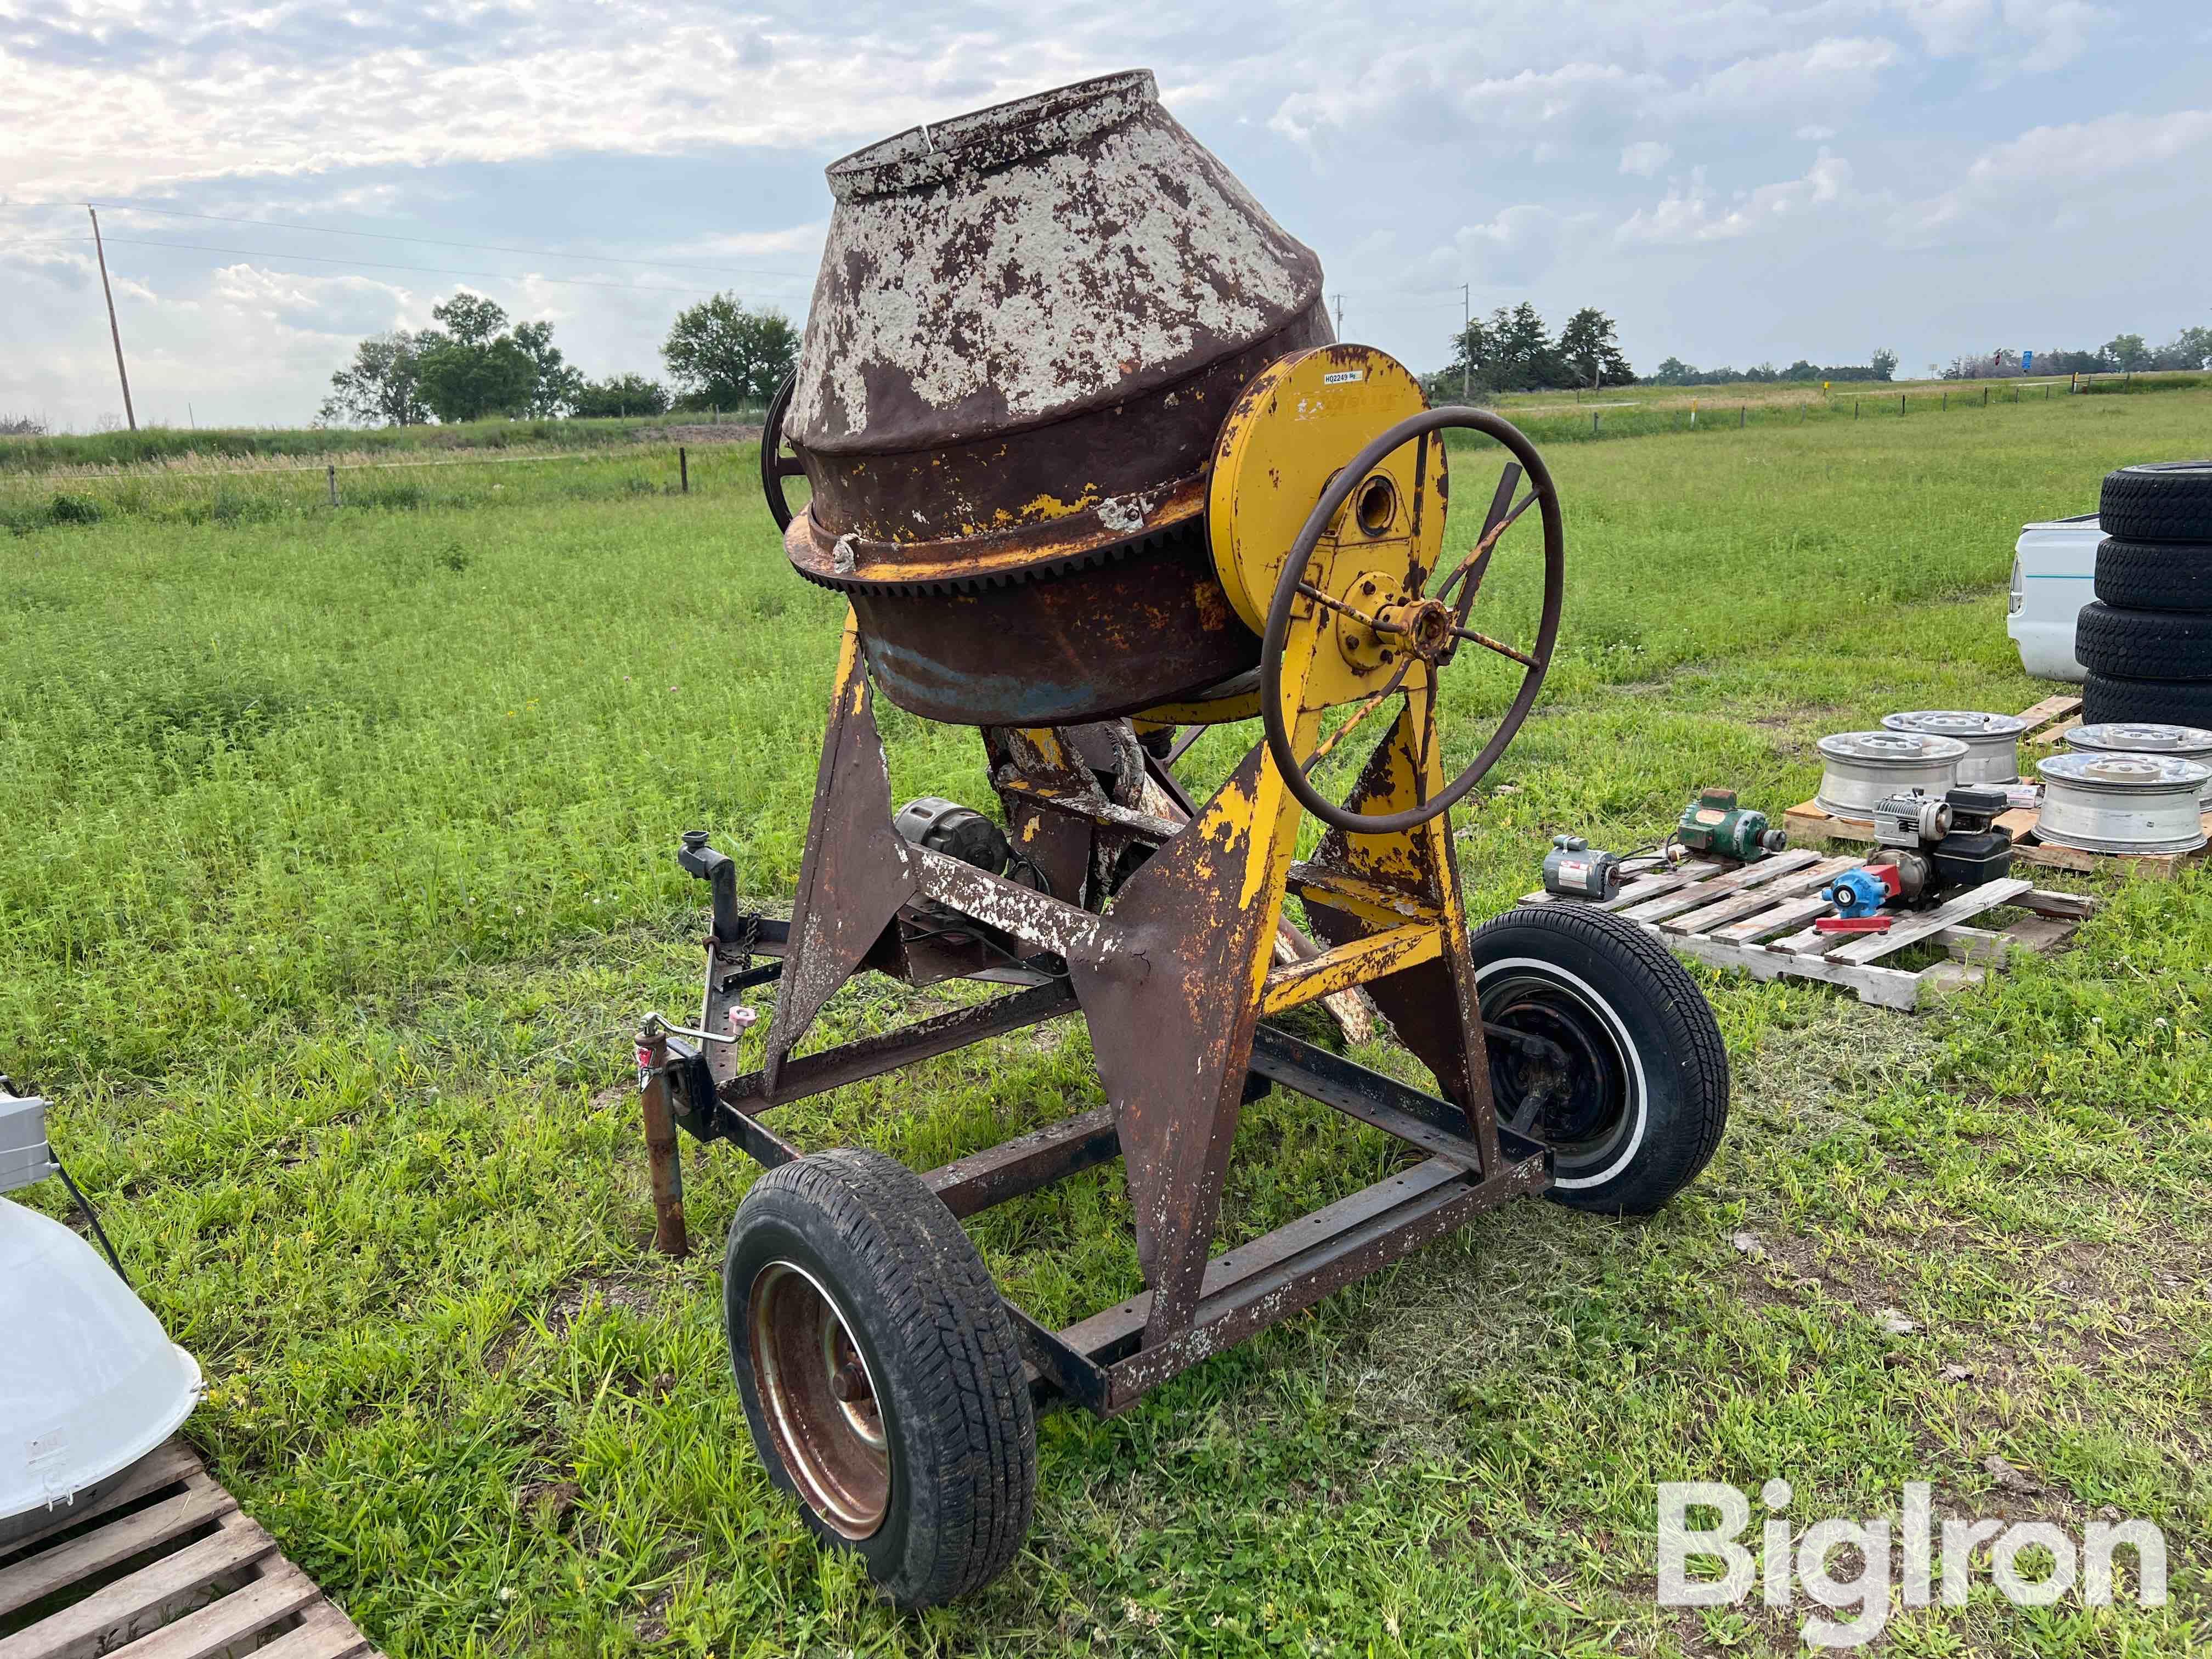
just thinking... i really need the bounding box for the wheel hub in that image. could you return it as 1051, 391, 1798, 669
748, 1261, 890, 1539
1484, 978, 1631, 1155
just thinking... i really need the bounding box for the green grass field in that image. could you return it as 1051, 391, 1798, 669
4, 388, 2208, 1657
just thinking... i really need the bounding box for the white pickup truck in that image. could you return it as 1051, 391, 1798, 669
2006, 512, 2100, 681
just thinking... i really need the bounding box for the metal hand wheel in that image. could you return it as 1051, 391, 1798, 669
759, 371, 805, 532
1260, 407, 1564, 836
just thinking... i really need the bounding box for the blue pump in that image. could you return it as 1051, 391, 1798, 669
1825, 867, 1891, 919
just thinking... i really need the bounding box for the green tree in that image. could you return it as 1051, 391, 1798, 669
383, 292, 582, 423
511, 320, 584, 416
1557, 307, 1635, 387
1443, 314, 1494, 394
662, 294, 799, 408
2103, 333, 2152, 373
319, 331, 429, 426
2153, 326, 2212, 371
432, 291, 509, 348
1488, 302, 1560, 390
571, 374, 672, 417
1869, 348, 1899, 381
415, 332, 537, 423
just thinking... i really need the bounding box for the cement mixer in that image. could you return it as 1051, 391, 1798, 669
635, 70, 1729, 1606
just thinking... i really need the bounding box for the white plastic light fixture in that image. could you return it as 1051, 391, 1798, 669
0, 1197, 202, 1528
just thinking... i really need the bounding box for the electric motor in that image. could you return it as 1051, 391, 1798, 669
1541, 835, 1623, 901
1676, 788, 1787, 861
893, 797, 1012, 874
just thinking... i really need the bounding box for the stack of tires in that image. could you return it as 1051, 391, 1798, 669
2079, 461, 2212, 726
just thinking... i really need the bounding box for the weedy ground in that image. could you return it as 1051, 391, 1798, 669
3, 388, 2207, 1657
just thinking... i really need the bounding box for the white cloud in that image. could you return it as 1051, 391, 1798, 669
1662, 37, 1900, 122
1272, 57, 1664, 152
1620, 140, 1672, 176
1616, 153, 1856, 245
1894, 108, 2212, 236
1883, 0, 2115, 72
1796, 124, 1838, 140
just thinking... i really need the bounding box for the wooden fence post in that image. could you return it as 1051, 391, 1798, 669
680, 447, 689, 494
326, 465, 338, 507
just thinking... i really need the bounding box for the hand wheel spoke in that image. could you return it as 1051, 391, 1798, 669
1413, 674, 1436, 806
1295, 580, 1381, 631
1435, 490, 1536, 616
774, 455, 806, 477
1302, 658, 1412, 776
1451, 625, 1539, 669
1433, 461, 1524, 601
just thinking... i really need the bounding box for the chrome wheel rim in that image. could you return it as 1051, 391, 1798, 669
748, 1261, 890, 1539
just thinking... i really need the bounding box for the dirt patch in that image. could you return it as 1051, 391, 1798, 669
545, 1272, 659, 1335
484, 1273, 663, 1374
634, 1583, 676, 1644
516, 1475, 581, 1529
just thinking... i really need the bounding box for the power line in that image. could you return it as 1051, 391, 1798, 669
0, 198, 817, 280
7, 233, 810, 297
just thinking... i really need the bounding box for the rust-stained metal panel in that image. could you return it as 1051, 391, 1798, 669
774, 69, 1331, 728
792, 70, 1323, 514
1065, 736, 1301, 1345
761, 617, 920, 1092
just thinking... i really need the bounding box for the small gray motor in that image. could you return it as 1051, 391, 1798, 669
893, 797, 1012, 874
1541, 834, 1623, 901
0, 1084, 55, 1195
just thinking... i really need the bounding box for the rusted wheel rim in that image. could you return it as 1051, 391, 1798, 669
748, 1261, 890, 1538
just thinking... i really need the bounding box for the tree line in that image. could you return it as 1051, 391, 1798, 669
1943, 328, 2212, 380
1437, 303, 1636, 395
1649, 351, 1898, 386
319, 291, 798, 426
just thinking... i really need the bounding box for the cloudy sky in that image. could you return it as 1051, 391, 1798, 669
4, 0, 2208, 430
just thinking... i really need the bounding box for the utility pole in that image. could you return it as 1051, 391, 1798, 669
1460, 284, 1471, 402
88, 207, 137, 431
1331, 293, 1345, 336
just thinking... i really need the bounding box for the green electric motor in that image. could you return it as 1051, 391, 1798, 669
1678, 788, 1788, 861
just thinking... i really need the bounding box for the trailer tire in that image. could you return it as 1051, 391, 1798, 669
1469, 904, 1729, 1215
2094, 537, 2212, 612
2074, 602, 2212, 679
725, 1149, 1035, 1609
2100, 461, 2212, 543
2081, 671, 2212, 729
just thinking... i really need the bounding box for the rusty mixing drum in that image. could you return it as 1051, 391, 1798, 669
768, 69, 1333, 726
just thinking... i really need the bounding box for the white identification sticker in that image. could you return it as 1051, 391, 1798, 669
1322, 369, 1365, 385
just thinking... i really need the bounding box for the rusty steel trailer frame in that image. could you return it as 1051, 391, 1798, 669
637, 614, 1556, 1417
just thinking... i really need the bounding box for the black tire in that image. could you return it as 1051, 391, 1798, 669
2095, 536, 2212, 612
2081, 671, 2212, 729
1469, 904, 1729, 1215
2074, 602, 2212, 679
724, 1149, 1036, 1608
2100, 461, 2212, 542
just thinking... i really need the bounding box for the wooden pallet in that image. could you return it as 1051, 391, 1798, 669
1782, 693, 2211, 881
1523, 849, 2096, 1010
0, 1441, 380, 1659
